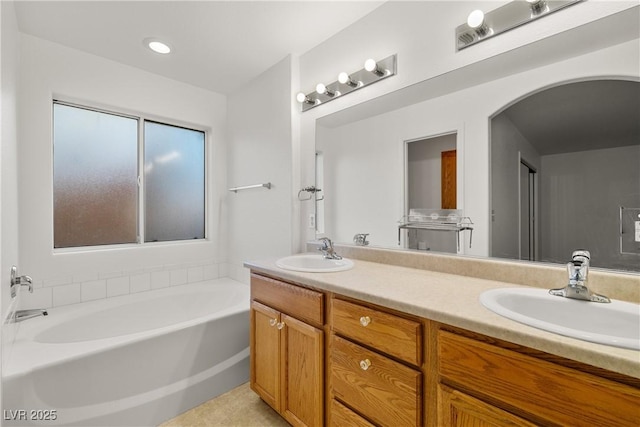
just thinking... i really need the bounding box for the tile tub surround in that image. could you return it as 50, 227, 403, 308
245, 248, 640, 379
12, 262, 225, 311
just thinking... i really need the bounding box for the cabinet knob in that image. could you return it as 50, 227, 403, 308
359, 316, 371, 327
269, 318, 277, 327
276, 322, 285, 330
359, 359, 372, 371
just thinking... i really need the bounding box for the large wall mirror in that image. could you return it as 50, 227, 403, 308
491, 79, 639, 271
314, 42, 639, 274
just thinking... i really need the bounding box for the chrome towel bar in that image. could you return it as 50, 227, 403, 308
228, 182, 271, 193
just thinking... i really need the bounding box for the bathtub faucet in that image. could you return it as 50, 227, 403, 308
10, 266, 33, 298
12, 309, 48, 323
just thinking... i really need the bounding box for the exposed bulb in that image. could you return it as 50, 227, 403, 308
338, 72, 350, 84
296, 92, 308, 103
364, 58, 377, 72
316, 83, 337, 97
466, 9, 485, 29
527, 0, 547, 14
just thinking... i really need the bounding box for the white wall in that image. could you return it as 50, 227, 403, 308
1, 1, 20, 316
226, 56, 294, 283
296, 1, 639, 251
15, 34, 228, 311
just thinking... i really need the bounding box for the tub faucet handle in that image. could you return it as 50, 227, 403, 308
10, 266, 33, 298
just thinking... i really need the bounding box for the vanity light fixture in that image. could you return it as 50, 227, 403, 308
316, 83, 338, 97
296, 92, 317, 105
466, 10, 490, 37
296, 54, 397, 112
144, 38, 172, 54
527, 0, 548, 15
456, 0, 582, 50
364, 58, 389, 76
337, 72, 361, 88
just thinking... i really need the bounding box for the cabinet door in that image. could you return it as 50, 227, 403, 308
281, 314, 324, 427
250, 301, 281, 411
438, 385, 536, 427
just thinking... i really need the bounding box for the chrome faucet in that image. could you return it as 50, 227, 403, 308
318, 237, 342, 260
11, 309, 48, 323
549, 250, 610, 303
353, 233, 370, 246
10, 266, 33, 298
7, 266, 48, 323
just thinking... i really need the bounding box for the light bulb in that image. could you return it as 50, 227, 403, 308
316, 83, 327, 94
296, 92, 307, 103
147, 40, 171, 54
364, 59, 377, 72
527, 0, 547, 14
338, 72, 350, 84
467, 10, 485, 29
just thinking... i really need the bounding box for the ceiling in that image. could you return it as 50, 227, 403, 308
13, 0, 384, 95
502, 79, 640, 155
13, 1, 640, 153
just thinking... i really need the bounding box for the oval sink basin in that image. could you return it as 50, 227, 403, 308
480, 288, 640, 350
276, 253, 354, 273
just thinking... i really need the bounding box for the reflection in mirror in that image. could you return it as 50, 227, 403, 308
402, 133, 461, 254
315, 77, 639, 273
490, 79, 640, 271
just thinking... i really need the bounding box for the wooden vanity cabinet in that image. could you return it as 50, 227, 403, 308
250, 274, 324, 427
330, 296, 424, 427
249, 271, 640, 427
435, 327, 640, 427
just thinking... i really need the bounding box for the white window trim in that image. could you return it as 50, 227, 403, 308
52, 97, 211, 252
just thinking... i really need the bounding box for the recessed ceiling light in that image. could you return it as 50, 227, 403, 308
144, 38, 171, 54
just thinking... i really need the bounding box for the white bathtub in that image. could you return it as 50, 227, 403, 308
2, 278, 250, 426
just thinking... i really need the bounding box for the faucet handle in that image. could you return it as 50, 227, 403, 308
572, 250, 590, 262
318, 237, 332, 249
10, 266, 33, 298
353, 233, 370, 246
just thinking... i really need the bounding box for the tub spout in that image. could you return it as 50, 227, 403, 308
11, 309, 48, 323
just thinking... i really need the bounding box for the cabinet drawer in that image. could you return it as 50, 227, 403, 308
439, 330, 640, 427
251, 273, 323, 326
331, 335, 422, 427
332, 298, 422, 365
330, 399, 375, 427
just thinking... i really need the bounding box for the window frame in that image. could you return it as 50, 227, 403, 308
52, 98, 210, 252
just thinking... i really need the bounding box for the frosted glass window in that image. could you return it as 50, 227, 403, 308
53, 103, 138, 248
144, 121, 205, 242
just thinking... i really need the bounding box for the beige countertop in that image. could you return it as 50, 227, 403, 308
244, 256, 640, 380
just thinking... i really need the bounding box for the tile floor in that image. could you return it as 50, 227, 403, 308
159, 382, 290, 427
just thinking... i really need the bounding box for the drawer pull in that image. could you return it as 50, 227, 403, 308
359, 359, 372, 371
269, 318, 277, 327
359, 316, 371, 327
276, 322, 285, 330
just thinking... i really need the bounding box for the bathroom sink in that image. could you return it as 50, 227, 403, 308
480, 288, 640, 350
276, 253, 354, 273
